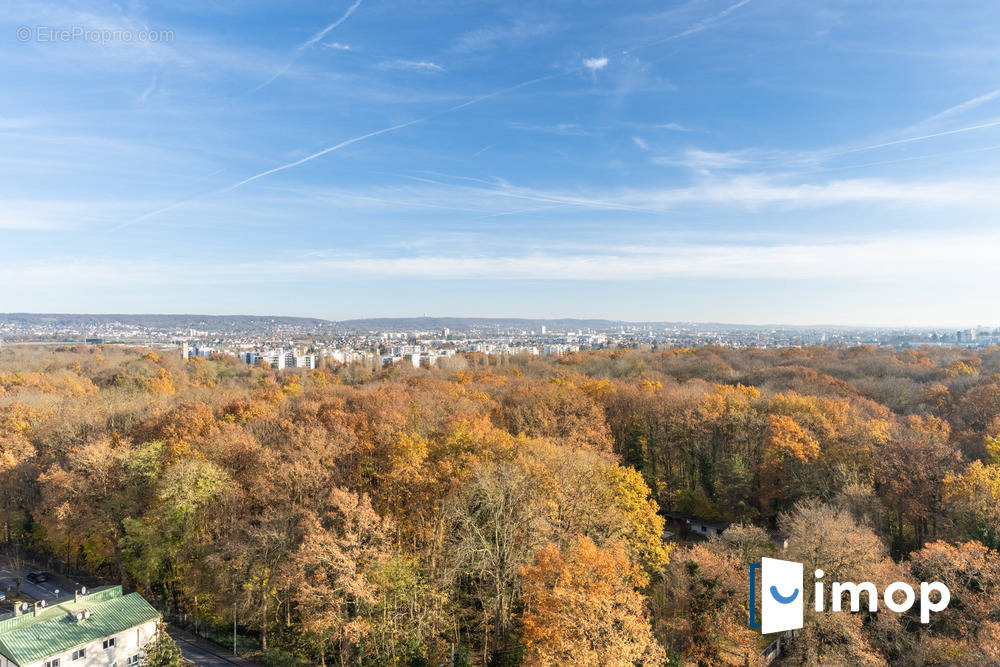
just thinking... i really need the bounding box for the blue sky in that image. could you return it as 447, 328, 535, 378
3, 0, 1000, 325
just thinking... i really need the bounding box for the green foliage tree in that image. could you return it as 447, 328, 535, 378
141, 625, 185, 667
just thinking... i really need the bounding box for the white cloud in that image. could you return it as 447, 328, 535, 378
325, 42, 352, 51
583, 56, 609, 71
396, 172, 1000, 214
632, 136, 650, 150
6, 232, 998, 286
652, 148, 748, 172
508, 122, 598, 136
453, 21, 553, 53
291, 235, 992, 280
622, 175, 1000, 208
0, 199, 147, 230
376, 59, 445, 72
267, 173, 1000, 222
685, 149, 746, 169
618, 121, 693, 132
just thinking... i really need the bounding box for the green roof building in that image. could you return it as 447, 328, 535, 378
0, 586, 160, 667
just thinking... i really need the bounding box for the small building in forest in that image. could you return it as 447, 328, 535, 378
665, 512, 729, 538
0, 586, 160, 667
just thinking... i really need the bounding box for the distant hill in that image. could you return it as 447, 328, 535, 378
0, 314, 877, 335
0, 314, 639, 331
0, 314, 660, 336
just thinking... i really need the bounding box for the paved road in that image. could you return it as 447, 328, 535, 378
167, 626, 257, 666
0, 569, 54, 603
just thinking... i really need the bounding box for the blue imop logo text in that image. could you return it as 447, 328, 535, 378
750, 557, 950, 634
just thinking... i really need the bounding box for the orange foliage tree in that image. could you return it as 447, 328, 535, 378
519, 535, 665, 667
758, 414, 819, 511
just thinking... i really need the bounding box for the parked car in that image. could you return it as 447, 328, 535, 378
26, 571, 49, 584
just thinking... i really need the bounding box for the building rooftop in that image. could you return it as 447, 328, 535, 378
0, 586, 159, 664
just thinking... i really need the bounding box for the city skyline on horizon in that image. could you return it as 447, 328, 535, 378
4, 1, 1000, 325
2, 311, 999, 331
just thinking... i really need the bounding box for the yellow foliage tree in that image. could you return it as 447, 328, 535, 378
943, 460, 1000, 547
600, 464, 673, 574
759, 414, 819, 510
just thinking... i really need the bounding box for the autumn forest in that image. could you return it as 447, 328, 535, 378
1, 344, 999, 665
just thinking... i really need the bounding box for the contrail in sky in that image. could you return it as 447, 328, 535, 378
120, 74, 563, 228
833, 118, 1000, 156
253, 0, 365, 92
907, 88, 1000, 130
830, 142, 1000, 173
222, 118, 423, 192
120, 2, 750, 228
626, 0, 752, 54
119, 118, 420, 228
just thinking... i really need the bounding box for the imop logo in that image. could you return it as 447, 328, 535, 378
749, 557, 951, 634
751, 557, 804, 633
